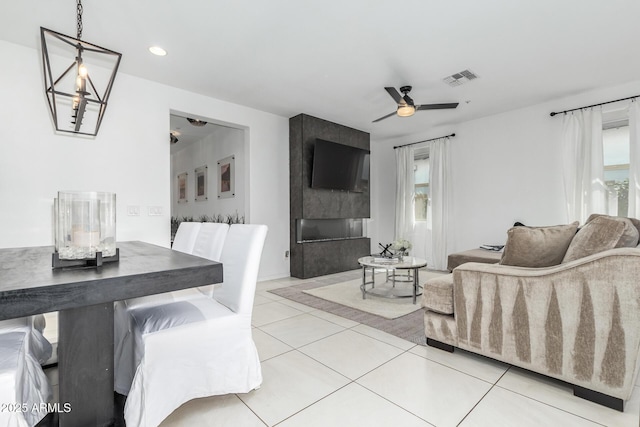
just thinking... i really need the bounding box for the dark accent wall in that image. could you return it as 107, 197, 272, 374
290, 114, 371, 278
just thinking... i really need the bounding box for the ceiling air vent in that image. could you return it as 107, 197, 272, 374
443, 69, 478, 87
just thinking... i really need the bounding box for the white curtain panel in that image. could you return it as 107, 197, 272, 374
429, 137, 451, 271
629, 100, 640, 218
561, 108, 606, 223
394, 145, 415, 242
588, 108, 607, 215
561, 112, 582, 222
412, 220, 431, 263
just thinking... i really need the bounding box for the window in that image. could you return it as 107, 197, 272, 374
603, 122, 630, 216
414, 155, 430, 221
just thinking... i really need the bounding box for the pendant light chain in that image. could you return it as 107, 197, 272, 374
76, 0, 83, 40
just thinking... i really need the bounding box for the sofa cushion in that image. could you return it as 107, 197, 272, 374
447, 249, 502, 271
499, 222, 579, 267
421, 273, 454, 314
585, 214, 640, 247
563, 215, 639, 262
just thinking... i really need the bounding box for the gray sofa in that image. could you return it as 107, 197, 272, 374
422, 214, 640, 411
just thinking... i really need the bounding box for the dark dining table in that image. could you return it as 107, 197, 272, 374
0, 241, 223, 427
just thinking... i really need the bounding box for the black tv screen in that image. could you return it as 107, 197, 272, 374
311, 139, 370, 192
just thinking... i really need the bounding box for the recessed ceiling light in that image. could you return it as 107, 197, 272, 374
148, 46, 167, 56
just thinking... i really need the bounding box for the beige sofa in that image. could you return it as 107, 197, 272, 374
422, 215, 640, 411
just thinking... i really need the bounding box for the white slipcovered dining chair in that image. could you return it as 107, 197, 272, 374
170, 222, 230, 297
192, 223, 230, 297
191, 222, 229, 261
170, 222, 229, 272
114, 222, 230, 394
0, 316, 52, 367
171, 221, 202, 254
114, 224, 268, 427
0, 316, 53, 427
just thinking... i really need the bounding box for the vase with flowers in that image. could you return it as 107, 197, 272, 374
391, 238, 412, 261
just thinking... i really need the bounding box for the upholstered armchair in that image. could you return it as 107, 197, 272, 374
114, 224, 268, 427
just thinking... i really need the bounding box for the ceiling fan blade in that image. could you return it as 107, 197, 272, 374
416, 103, 459, 111
384, 87, 403, 104
372, 111, 397, 123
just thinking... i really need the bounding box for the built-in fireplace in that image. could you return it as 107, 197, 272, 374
296, 218, 365, 243
290, 114, 371, 278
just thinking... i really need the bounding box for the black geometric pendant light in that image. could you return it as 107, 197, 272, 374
40, 0, 122, 136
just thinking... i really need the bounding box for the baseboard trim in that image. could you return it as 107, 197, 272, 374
573, 385, 623, 411
426, 338, 454, 353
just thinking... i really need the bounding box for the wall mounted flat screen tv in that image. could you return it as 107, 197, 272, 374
311, 139, 370, 193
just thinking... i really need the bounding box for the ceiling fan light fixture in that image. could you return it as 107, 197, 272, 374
397, 104, 416, 117
187, 118, 207, 127
373, 85, 458, 123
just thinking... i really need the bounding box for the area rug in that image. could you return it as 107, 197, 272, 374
303, 271, 445, 320
268, 269, 448, 346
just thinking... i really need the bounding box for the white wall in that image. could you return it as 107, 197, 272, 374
171, 125, 245, 220
370, 79, 640, 257
0, 40, 290, 280
368, 142, 396, 250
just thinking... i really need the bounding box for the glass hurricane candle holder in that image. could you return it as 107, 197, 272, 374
54, 191, 117, 268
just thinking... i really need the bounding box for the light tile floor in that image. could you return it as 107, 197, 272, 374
43, 271, 640, 426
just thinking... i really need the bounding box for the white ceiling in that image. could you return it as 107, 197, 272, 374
2, 0, 640, 142
169, 114, 240, 152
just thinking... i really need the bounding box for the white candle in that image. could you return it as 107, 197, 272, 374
73, 231, 100, 247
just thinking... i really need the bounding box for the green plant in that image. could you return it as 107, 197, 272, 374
170, 211, 245, 227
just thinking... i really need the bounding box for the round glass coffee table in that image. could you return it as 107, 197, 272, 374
357, 256, 427, 304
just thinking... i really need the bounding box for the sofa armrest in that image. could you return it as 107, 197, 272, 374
452, 247, 640, 400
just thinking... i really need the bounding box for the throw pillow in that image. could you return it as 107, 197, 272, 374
584, 214, 640, 248
627, 217, 640, 237
562, 216, 639, 263
500, 222, 579, 268
600, 214, 640, 238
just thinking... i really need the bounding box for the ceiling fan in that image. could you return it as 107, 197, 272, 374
373, 86, 458, 123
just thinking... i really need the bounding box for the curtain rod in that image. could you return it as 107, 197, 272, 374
549, 95, 639, 117
393, 133, 455, 149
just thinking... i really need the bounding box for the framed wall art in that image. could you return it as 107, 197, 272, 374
217, 155, 235, 199
177, 172, 188, 203
195, 165, 208, 201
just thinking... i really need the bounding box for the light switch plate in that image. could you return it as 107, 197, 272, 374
148, 206, 163, 216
